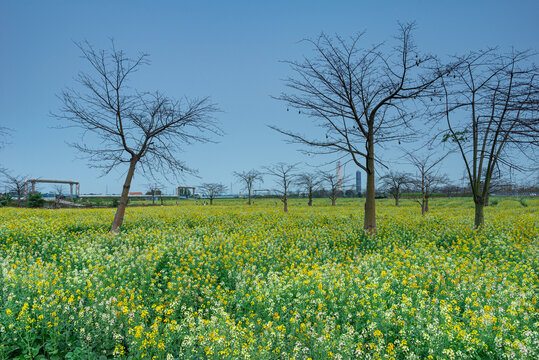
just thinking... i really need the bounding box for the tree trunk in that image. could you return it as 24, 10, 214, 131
111, 158, 138, 234
331, 196, 336, 206
248, 187, 251, 205
484, 193, 489, 206
420, 190, 426, 216
474, 198, 484, 228
364, 147, 376, 234
425, 197, 429, 213
152, 190, 155, 205
210, 197, 213, 205
308, 188, 313, 206
283, 178, 288, 212
394, 196, 399, 207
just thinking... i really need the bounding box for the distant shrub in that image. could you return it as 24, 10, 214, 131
519, 198, 528, 207
27, 193, 45, 208
0, 195, 11, 207
111, 198, 119, 208
92, 198, 103, 207
490, 199, 499, 206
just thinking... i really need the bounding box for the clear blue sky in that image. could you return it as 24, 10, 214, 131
1, 0, 537, 194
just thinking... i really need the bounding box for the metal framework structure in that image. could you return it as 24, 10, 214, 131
24, 179, 80, 201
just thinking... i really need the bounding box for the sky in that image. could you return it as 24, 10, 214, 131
1, 0, 538, 195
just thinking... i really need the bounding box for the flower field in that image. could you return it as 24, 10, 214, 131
0, 198, 537, 359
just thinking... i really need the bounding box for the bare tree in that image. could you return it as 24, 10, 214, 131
437, 49, 538, 227
297, 172, 321, 206
264, 163, 298, 212
407, 151, 448, 215
1, 171, 26, 207
53, 185, 65, 208
53, 185, 65, 197
234, 170, 263, 205
199, 183, 226, 205
146, 183, 163, 205
272, 23, 447, 233
320, 170, 344, 206
379, 170, 412, 206
54, 41, 220, 234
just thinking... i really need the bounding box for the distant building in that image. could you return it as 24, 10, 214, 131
356, 171, 361, 194
336, 161, 343, 191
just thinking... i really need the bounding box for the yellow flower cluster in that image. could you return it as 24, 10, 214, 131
0, 197, 537, 359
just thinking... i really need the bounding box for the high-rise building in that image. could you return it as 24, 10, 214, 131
336, 161, 343, 191
356, 171, 361, 194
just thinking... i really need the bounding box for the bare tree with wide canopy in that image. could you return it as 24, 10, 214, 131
146, 183, 164, 205
54, 41, 221, 233
407, 151, 448, 215
199, 183, 226, 205
1, 171, 26, 207
297, 172, 321, 206
437, 49, 538, 227
379, 170, 412, 207
52, 185, 66, 208
264, 163, 298, 213
320, 170, 345, 206
234, 170, 263, 205
272, 23, 447, 233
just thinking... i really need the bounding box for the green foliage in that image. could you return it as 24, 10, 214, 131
27, 193, 45, 208
0, 194, 11, 206
111, 198, 119, 208
93, 198, 103, 206
519, 198, 528, 207
441, 130, 469, 143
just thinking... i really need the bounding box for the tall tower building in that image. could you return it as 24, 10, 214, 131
336, 161, 343, 191
356, 171, 361, 194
